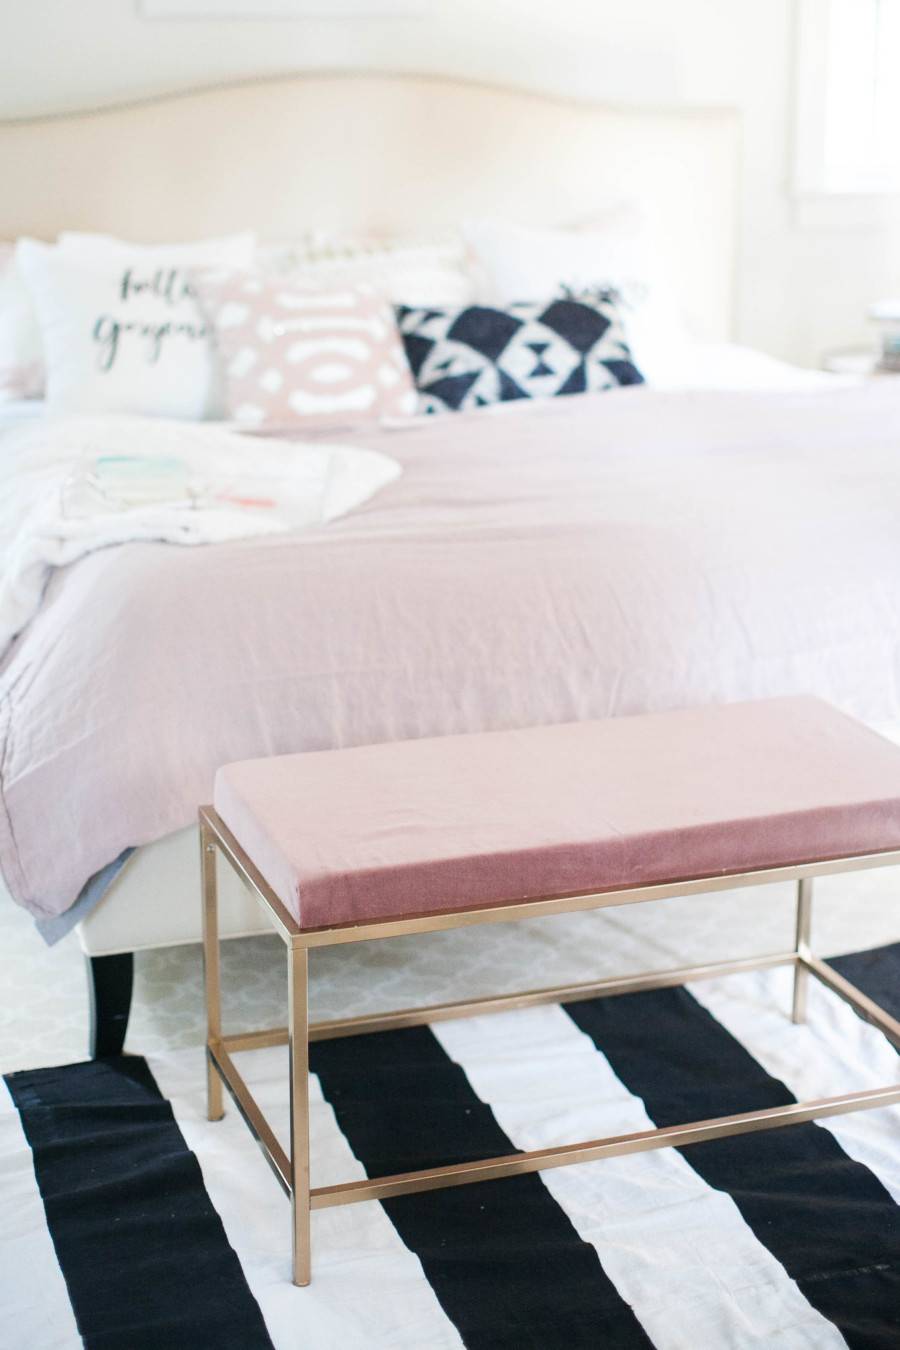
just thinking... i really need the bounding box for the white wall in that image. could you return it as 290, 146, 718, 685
2, 0, 897, 364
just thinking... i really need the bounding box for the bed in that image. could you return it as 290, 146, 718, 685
3, 72, 895, 1053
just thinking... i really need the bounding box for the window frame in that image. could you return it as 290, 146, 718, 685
793, 0, 900, 226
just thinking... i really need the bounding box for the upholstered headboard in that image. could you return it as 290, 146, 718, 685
0, 73, 739, 339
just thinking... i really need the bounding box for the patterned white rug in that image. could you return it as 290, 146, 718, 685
2, 946, 899, 1349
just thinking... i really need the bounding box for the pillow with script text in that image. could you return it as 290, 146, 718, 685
16, 234, 254, 420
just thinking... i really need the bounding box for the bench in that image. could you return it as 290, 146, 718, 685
200, 696, 900, 1286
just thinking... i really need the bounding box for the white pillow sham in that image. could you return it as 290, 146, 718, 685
261, 234, 476, 308
57, 231, 255, 266
0, 245, 44, 403
461, 209, 687, 384
16, 232, 256, 419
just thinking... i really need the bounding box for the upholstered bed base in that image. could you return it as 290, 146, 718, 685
76, 826, 270, 957
76, 828, 270, 1057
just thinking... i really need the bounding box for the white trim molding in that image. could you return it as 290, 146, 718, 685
793, 0, 900, 226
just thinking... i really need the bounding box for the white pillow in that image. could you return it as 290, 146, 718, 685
461, 210, 687, 383
16, 233, 256, 419
58, 231, 255, 267
260, 234, 476, 308
0, 245, 43, 403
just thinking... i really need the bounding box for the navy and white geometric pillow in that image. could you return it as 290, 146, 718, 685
395, 292, 644, 414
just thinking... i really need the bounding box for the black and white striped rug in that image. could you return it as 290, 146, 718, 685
3, 946, 900, 1349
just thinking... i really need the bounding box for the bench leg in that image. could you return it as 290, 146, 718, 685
201, 821, 224, 1122
792, 877, 813, 1024
289, 945, 311, 1286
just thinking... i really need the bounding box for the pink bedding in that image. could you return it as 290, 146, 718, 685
4, 383, 900, 921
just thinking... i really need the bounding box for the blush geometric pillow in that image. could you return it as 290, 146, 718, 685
395, 292, 644, 415
193, 270, 417, 430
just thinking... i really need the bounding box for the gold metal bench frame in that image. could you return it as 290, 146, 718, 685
199, 805, 900, 1287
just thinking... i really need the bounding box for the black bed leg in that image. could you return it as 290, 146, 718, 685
86, 952, 134, 1058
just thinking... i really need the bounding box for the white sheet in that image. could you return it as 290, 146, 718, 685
0, 341, 855, 435
0, 398, 45, 425
648, 340, 856, 392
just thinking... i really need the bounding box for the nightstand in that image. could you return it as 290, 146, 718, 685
821, 347, 888, 377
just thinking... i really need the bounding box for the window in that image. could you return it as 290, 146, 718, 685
796, 0, 900, 197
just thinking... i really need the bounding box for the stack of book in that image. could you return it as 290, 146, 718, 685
869, 300, 900, 372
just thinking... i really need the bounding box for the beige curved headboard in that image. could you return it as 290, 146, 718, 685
0, 72, 739, 339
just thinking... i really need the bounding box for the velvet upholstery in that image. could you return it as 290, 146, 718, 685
213, 697, 900, 930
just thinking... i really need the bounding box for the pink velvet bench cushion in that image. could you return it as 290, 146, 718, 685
212, 697, 900, 931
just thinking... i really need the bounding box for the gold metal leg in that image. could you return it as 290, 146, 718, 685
792, 877, 813, 1024
288, 944, 311, 1286
197, 806, 900, 1288
201, 819, 224, 1122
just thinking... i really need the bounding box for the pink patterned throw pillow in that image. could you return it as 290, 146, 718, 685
193, 270, 417, 429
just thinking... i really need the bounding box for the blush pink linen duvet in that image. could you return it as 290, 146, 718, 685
4, 383, 900, 922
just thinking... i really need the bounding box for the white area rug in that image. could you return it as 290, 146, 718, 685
3, 948, 900, 1349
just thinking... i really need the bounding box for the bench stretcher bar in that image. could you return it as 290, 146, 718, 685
198, 806, 900, 1287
